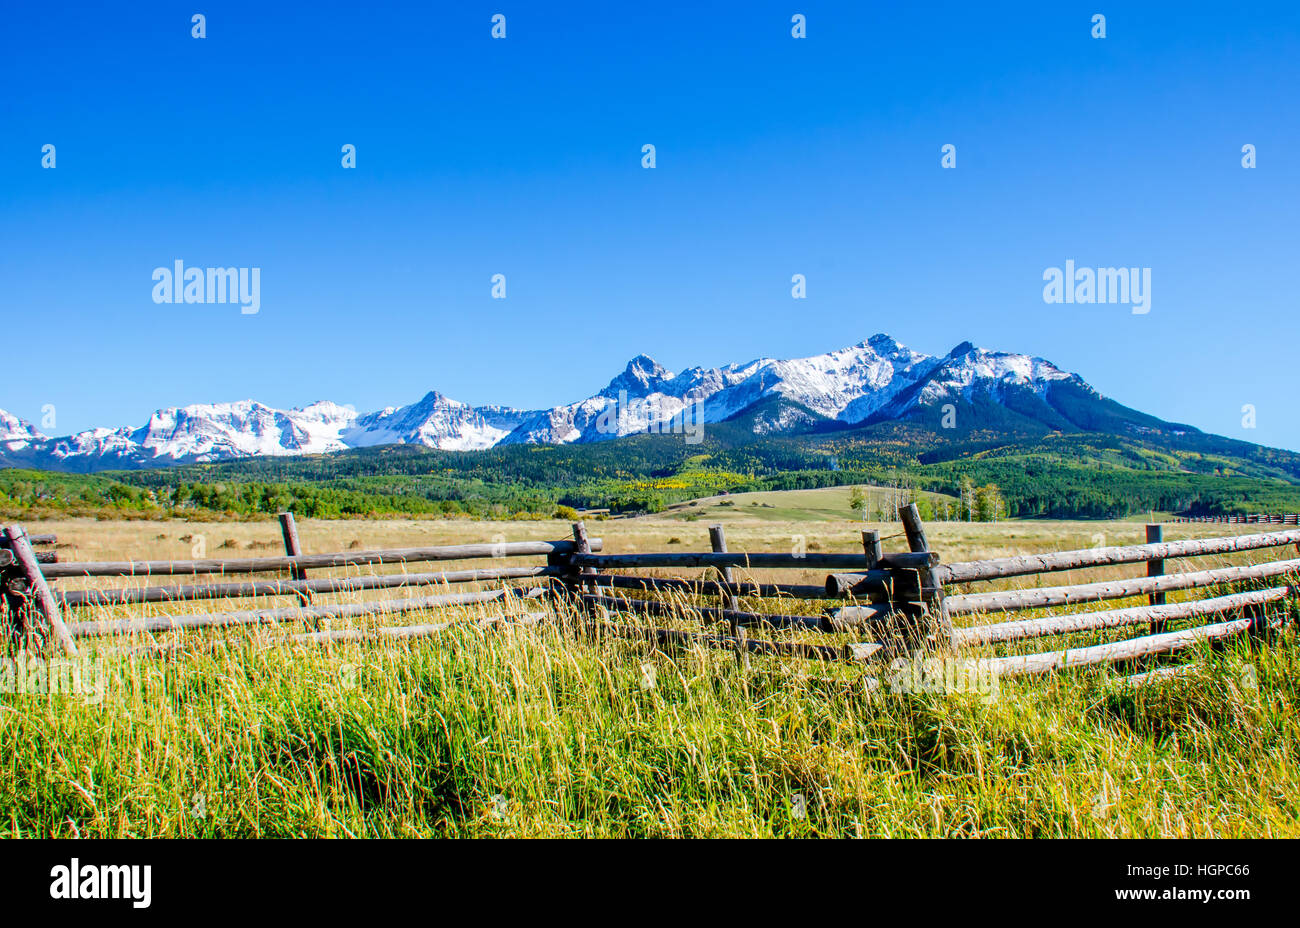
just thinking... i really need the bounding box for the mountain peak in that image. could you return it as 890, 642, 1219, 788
865, 333, 906, 351
600, 354, 673, 398
0, 408, 48, 446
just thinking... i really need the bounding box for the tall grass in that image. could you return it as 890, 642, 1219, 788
3, 595, 1297, 837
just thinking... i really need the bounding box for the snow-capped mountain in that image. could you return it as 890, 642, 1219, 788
1, 410, 48, 453
0, 335, 1175, 472
345, 393, 530, 452
35, 401, 359, 469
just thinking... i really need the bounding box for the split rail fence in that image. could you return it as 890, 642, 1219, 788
1174, 514, 1300, 525
2, 510, 1296, 685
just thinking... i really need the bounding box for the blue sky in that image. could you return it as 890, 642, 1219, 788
2, 2, 1298, 449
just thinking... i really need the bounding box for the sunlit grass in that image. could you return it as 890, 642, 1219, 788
2, 515, 1297, 837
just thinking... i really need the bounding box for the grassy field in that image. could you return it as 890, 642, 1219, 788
651, 485, 960, 523
1, 509, 1297, 838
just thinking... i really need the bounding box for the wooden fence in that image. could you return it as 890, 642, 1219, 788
0, 517, 598, 656
560, 510, 1299, 682
1174, 514, 1300, 525
2, 511, 1296, 686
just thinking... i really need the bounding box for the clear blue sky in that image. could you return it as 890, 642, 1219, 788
3, 2, 1298, 449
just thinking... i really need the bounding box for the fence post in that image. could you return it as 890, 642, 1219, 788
1146, 524, 1166, 634
708, 525, 740, 613
568, 521, 604, 639
861, 530, 882, 570
1, 525, 78, 656
278, 512, 313, 607
709, 524, 747, 669
899, 504, 952, 650
2, 559, 24, 641
570, 521, 596, 588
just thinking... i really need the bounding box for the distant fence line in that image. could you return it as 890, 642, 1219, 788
1, 511, 1296, 688
1174, 514, 1300, 525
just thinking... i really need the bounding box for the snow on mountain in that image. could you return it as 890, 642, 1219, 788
0, 409, 47, 453
500, 334, 967, 444
346, 392, 529, 452
40, 400, 357, 466
0, 336, 1107, 471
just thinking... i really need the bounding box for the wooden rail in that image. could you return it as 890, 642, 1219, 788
1, 519, 593, 653
928, 522, 1298, 681
0, 550, 58, 567
1174, 514, 1300, 525
584, 573, 828, 600
979, 616, 1263, 677
67, 587, 547, 639
936, 529, 1300, 584
53, 565, 560, 608
951, 586, 1290, 647
571, 550, 935, 571
579, 591, 890, 632
945, 557, 1300, 615
293, 610, 550, 646
42, 538, 602, 578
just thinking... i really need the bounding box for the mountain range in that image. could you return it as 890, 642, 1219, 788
0, 334, 1216, 473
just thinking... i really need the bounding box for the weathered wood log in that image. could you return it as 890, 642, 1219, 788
1, 566, 24, 638
278, 511, 312, 607
899, 503, 952, 649
900, 503, 930, 554
53, 565, 560, 608
943, 557, 1300, 615
822, 601, 899, 629
709, 524, 746, 667
571, 521, 596, 587
824, 573, 889, 599
594, 621, 871, 663
0, 550, 57, 566
2, 525, 78, 655
579, 592, 831, 631
845, 642, 886, 661
293, 610, 550, 646
572, 551, 935, 571
27, 534, 57, 545
1146, 524, 1166, 633
42, 538, 601, 578
936, 529, 1300, 585
278, 512, 309, 576
831, 580, 939, 657
709, 525, 740, 613
1111, 664, 1200, 689
979, 616, 1258, 677
586, 574, 829, 600
862, 531, 883, 569
952, 586, 1289, 648
122, 611, 553, 658
67, 586, 547, 639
